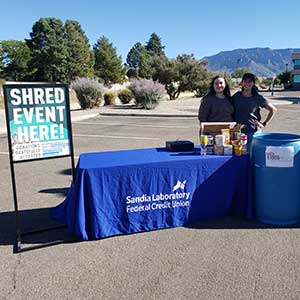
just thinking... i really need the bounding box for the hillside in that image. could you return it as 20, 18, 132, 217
202, 48, 300, 77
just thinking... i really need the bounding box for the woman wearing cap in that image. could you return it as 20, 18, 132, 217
232, 73, 277, 150
198, 76, 234, 123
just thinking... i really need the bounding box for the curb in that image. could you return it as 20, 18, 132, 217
71, 112, 100, 122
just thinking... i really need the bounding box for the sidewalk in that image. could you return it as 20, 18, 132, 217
0, 94, 295, 136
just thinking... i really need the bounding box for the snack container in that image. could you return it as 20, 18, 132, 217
221, 129, 230, 145
214, 145, 224, 155
215, 135, 226, 146
224, 145, 233, 155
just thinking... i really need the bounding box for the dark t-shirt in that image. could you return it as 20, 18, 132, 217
198, 95, 234, 122
232, 91, 268, 133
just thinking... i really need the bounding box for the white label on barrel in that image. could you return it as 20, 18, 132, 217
265, 146, 294, 167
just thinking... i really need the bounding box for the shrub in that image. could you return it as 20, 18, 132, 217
129, 79, 165, 110
103, 91, 117, 105
192, 80, 210, 97
259, 84, 268, 90
71, 77, 104, 109
118, 88, 134, 104
284, 82, 293, 90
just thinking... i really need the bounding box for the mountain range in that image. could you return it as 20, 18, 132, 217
202, 48, 300, 77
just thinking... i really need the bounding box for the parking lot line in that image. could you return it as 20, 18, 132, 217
73, 121, 193, 129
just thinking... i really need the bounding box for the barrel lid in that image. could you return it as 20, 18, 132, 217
253, 133, 300, 142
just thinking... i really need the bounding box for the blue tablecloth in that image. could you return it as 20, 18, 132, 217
52, 147, 253, 240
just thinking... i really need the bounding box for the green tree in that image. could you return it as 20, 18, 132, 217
259, 77, 275, 89
64, 20, 94, 82
152, 55, 180, 99
93, 36, 126, 84
152, 54, 210, 100
276, 71, 293, 89
126, 42, 153, 79
0, 46, 4, 77
176, 54, 208, 92
26, 17, 69, 82
176, 54, 209, 97
231, 67, 251, 79
145, 32, 165, 57
0, 40, 31, 81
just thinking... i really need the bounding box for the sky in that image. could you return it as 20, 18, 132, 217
1, 0, 300, 62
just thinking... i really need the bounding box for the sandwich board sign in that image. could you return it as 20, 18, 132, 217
3, 83, 75, 252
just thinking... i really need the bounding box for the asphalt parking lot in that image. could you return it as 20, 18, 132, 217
1, 103, 300, 300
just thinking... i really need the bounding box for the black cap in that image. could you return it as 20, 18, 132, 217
242, 73, 256, 83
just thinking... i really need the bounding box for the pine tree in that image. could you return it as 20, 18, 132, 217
26, 17, 69, 82
93, 36, 126, 85
0, 40, 31, 81
126, 42, 152, 78
145, 33, 165, 57
64, 20, 94, 82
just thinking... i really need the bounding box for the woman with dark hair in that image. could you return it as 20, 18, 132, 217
198, 76, 234, 123
232, 73, 277, 149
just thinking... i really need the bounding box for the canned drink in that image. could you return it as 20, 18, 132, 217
233, 145, 243, 156
199, 135, 209, 146
206, 145, 214, 155
242, 145, 247, 155
207, 135, 214, 145
240, 134, 248, 145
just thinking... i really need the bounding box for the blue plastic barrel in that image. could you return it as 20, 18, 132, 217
251, 133, 300, 225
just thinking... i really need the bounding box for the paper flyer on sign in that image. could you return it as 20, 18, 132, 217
265, 146, 294, 168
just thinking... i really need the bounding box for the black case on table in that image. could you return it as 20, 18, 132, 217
165, 140, 194, 152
